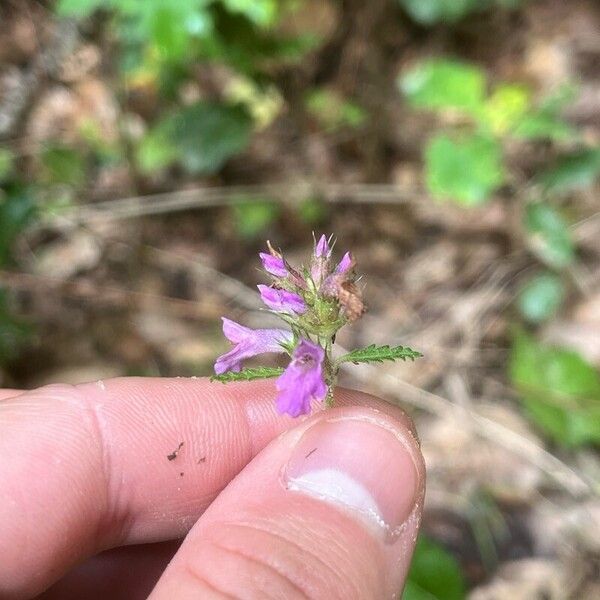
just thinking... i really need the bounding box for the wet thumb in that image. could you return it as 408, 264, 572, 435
149, 403, 425, 599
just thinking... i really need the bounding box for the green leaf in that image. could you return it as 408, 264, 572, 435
512, 111, 574, 142
0, 186, 37, 267
232, 198, 279, 239
538, 149, 600, 194
56, 0, 105, 17
399, 59, 486, 114
0, 148, 14, 182
211, 366, 284, 383
517, 273, 564, 323
403, 536, 466, 600
305, 88, 367, 132
339, 344, 422, 365
509, 331, 600, 447
398, 0, 479, 25
524, 202, 574, 269
41, 145, 87, 187
138, 102, 253, 175
0, 290, 31, 364
425, 133, 504, 205
297, 197, 328, 225
513, 84, 576, 142
221, 0, 278, 27
483, 84, 531, 135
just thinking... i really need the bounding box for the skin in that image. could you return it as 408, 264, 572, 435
0, 378, 425, 599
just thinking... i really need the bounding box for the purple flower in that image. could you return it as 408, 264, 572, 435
259, 252, 287, 277
214, 318, 291, 374
335, 251, 354, 274
258, 285, 307, 314
315, 234, 331, 258
276, 339, 327, 416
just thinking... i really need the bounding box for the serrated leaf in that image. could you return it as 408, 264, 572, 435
211, 366, 284, 383
339, 344, 422, 365
425, 133, 504, 205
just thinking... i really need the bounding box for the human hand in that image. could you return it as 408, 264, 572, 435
0, 378, 424, 599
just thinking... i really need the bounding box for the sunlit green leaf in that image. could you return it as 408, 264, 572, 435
509, 331, 600, 447
517, 273, 564, 323
524, 202, 574, 269
425, 133, 504, 205
403, 536, 466, 600
221, 0, 278, 26
400, 59, 486, 114
484, 84, 531, 135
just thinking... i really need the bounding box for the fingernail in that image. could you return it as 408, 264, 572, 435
284, 415, 421, 539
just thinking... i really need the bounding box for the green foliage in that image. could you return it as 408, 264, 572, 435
398, 0, 522, 25
403, 536, 466, 600
400, 59, 486, 114
513, 83, 576, 141
425, 133, 504, 205
41, 145, 87, 187
524, 202, 574, 270
211, 366, 284, 382
400, 58, 581, 206
232, 198, 280, 239
305, 89, 367, 132
509, 331, 600, 447
484, 84, 531, 135
0, 186, 37, 267
56, 0, 105, 17
338, 344, 423, 365
138, 102, 253, 175
538, 148, 600, 194
0, 290, 31, 363
0, 148, 14, 182
297, 197, 328, 225
517, 273, 564, 323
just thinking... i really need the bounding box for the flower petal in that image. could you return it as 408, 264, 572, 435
275, 339, 327, 417
257, 285, 307, 314
259, 252, 288, 277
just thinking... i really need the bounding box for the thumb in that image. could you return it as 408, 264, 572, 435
149, 402, 425, 599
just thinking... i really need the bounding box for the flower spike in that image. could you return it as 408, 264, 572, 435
212, 236, 422, 416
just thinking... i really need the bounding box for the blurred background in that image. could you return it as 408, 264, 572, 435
1, 0, 599, 597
